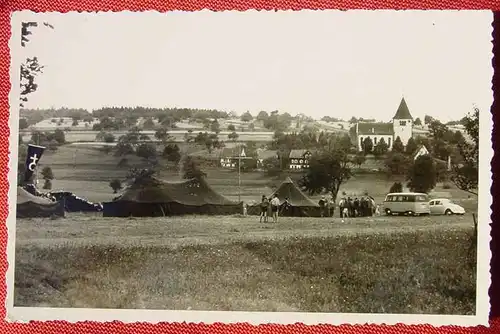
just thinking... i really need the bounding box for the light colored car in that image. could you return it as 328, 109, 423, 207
429, 198, 465, 215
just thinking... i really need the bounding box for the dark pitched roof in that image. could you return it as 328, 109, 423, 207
357, 122, 393, 135
393, 97, 413, 120
113, 177, 237, 206
289, 149, 312, 159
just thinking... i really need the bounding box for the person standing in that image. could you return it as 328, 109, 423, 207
329, 197, 335, 217
270, 194, 281, 223
260, 195, 269, 223
318, 196, 326, 217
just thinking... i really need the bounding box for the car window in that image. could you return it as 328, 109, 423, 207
429, 201, 434, 205
435, 200, 441, 205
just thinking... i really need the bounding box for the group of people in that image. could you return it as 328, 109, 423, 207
318, 196, 335, 217
256, 193, 379, 222
338, 196, 378, 218
259, 194, 283, 223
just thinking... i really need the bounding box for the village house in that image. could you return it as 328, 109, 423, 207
353, 98, 414, 151
288, 149, 313, 170
411, 144, 430, 161
219, 147, 247, 169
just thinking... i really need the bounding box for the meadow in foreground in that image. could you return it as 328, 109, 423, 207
14, 228, 476, 314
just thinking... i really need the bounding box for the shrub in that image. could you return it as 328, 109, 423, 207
389, 182, 403, 193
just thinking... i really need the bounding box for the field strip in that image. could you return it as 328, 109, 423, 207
15, 216, 473, 248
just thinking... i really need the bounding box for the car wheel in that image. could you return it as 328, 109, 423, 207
385, 208, 392, 215
445, 209, 453, 215
406, 211, 415, 216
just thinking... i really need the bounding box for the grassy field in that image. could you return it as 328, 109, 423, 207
31, 145, 478, 209
14, 214, 476, 313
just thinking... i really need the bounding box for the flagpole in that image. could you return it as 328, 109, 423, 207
238, 143, 241, 203
35, 132, 40, 186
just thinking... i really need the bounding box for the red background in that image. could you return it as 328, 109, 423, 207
1, 1, 499, 333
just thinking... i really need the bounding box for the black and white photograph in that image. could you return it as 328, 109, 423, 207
6, 10, 492, 325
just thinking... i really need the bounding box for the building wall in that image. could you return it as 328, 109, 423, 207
289, 157, 309, 170
392, 119, 413, 146
357, 135, 393, 151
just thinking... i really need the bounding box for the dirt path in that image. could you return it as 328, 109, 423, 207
15, 213, 475, 248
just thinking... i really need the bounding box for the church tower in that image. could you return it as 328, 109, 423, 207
392, 97, 413, 146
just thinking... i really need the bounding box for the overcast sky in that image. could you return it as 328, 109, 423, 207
17, 10, 493, 122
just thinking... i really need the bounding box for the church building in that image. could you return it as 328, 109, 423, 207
353, 98, 414, 152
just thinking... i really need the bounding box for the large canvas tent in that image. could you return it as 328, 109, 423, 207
102, 176, 243, 217
17, 187, 65, 218
248, 177, 322, 217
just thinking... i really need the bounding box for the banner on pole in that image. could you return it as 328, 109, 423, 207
24, 144, 46, 183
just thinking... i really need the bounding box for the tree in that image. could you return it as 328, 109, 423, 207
349, 116, 358, 123
407, 155, 437, 193
392, 136, 404, 153
103, 133, 115, 143
114, 142, 134, 156
20, 22, 54, 107
373, 138, 389, 158
109, 179, 122, 193
389, 182, 403, 193
136, 143, 157, 160
299, 149, 352, 202
405, 137, 418, 156
248, 122, 255, 131
182, 156, 206, 180
227, 124, 236, 131
194, 132, 224, 153
414, 117, 422, 126
351, 152, 366, 168
210, 120, 220, 133
262, 156, 282, 176
19, 118, 29, 130
154, 128, 173, 142
163, 144, 181, 163
257, 111, 269, 122
385, 152, 411, 176
142, 117, 155, 130
53, 129, 65, 144
424, 115, 434, 125
428, 119, 450, 141
41, 166, 54, 190
435, 160, 449, 183
228, 131, 239, 141
241, 111, 253, 122
450, 107, 479, 195
361, 137, 373, 154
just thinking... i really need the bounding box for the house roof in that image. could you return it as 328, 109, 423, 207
411, 144, 429, 160
357, 122, 394, 135
289, 149, 312, 159
393, 97, 413, 120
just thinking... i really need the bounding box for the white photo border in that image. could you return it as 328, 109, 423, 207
4, 10, 493, 326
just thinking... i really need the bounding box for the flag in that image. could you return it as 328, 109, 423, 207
24, 144, 45, 183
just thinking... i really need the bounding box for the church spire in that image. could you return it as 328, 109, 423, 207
393, 97, 413, 120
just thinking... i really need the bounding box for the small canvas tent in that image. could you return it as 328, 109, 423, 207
248, 177, 322, 217
102, 176, 242, 217
17, 187, 65, 218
